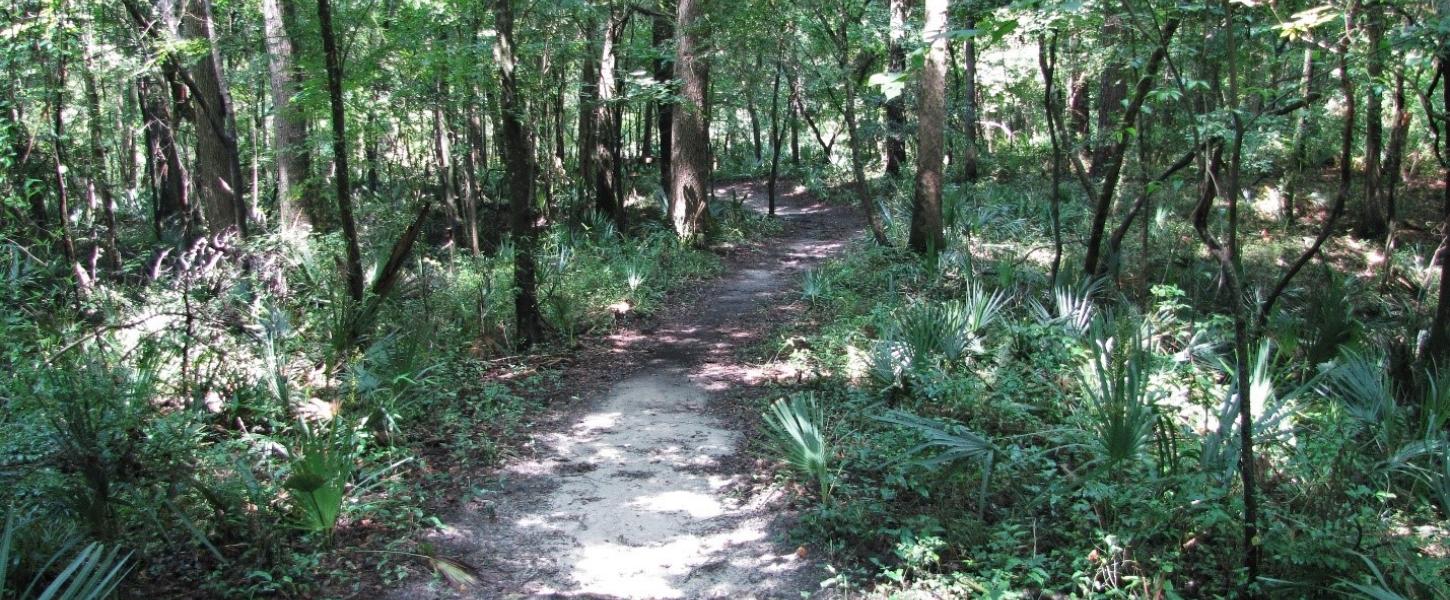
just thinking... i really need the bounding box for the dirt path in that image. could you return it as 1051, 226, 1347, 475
389, 181, 858, 599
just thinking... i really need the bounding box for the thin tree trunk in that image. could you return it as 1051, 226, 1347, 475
909, 0, 948, 254
81, 39, 121, 271
318, 0, 364, 305
595, 8, 628, 230
653, 5, 674, 197
1283, 48, 1314, 225
883, 0, 907, 177
578, 20, 599, 214
767, 53, 785, 216
1040, 34, 1065, 288
1381, 62, 1410, 226
494, 0, 544, 347
961, 13, 981, 183
138, 76, 188, 239
1082, 18, 1181, 277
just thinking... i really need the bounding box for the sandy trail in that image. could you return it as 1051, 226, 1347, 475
390, 181, 858, 599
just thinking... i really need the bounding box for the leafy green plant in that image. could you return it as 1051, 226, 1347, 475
1, 512, 132, 600
283, 419, 356, 540
1030, 280, 1099, 338
895, 302, 969, 365
763, 394, 833, 503
874, 410, 996, 516
1079, 320, 1161, 469
802, 267, 833, 307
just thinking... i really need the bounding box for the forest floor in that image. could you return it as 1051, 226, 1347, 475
387, 179, 860, 599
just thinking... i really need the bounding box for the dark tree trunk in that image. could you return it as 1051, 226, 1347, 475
494, 0, 544, 347
1381, 60, 1409, 227
1040, 34, 1065, 288
578, 20, 599, 214
1068, 72, 1090, 141
1088, 16, 1126, 178
138, 76, 188, 239
883, 0, 907, 177
594, 9, 628, 231
318, 0, 364, 304
184, 0, 247, 235
653, 5, 674, 197
1083, 18, 1180, 277
909, 0, 948, 254
767, 54, 785, 216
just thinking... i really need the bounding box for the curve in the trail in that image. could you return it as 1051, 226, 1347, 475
390, 181, 858, 600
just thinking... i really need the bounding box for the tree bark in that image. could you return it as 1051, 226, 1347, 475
1040, 34, 1064, 288
670, 0, 711, 241
767, 53, 785, 216
81, 39, 121, 272
183, 0, 247, 236
1088, 17, 1127, 178
1357, 9, 1387, 239
1082, 17, 1181, 277
909, 0, 948, 254
1282, 47, 1313, 224
261, 0, 314, 232
960, 13, 981, 183
494, 0, 544, 348
318, 0, 364, 305
594, 8, 628, 230
883, 0, 907, 177
578, 20, 599, 215
1381, 61, 1410, 227
653, 5, 675, 197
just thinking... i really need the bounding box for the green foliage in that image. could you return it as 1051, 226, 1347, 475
1, 513, 132, 600
763, 394, 833, 503
1078, 318, 1161, 469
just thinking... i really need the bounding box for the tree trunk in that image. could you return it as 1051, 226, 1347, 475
183, 0, 247, 236
1088, 16, 1126, 178
653, 5, 674, 197
578, 21, 599, 214
670, 0, 711, 242
1381, 61, 1409, 227
138, 76, 189, 239
909, 0, 948, 255
494, 0, 544, 348
1068, 71, 1090, 141
433, 78, 461, 247
595, 8, 627, 230
1082, 18, 1181, 277
261, 0, 314, 232
81, 39, 121, 272
318, 0, 364, 305
1357, 10, 1387, 239
1282, 48, 1314, 225
1040, 34, 1064, 288
767, 54, 785, 216
960, 13, 980, 183
883, 0, 908, 177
